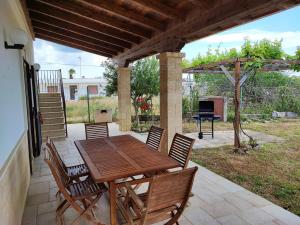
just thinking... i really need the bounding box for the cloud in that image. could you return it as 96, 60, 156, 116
201, 29, 300, 49
34, 39, 107, 78
183, 29, 300, 60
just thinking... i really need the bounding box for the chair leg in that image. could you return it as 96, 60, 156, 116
56, 200, 70, 225
165, 209, 181, 225
71, 195, 103, 225
56, 199, 67, 213
171, 211, 178, 225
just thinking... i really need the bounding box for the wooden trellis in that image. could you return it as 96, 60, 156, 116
184, 58, 300, 149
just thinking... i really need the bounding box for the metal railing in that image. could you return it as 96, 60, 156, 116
59, 70, 68, 137
37, 69, 68, 137
37, 70, 61, 93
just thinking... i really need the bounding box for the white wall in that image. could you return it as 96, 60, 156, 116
0, 0, 34, 167
63, 82, 103, 100
0, 1, 34, 224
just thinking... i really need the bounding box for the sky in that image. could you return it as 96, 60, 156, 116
34, 5, 300, 78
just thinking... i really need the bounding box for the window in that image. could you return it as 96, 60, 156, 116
88, 85, 98, 95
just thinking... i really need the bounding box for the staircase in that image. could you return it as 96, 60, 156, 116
37, 70, 67, 142
39, 93, 66, 142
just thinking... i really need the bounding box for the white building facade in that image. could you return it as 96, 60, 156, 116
63, 78, 106, 100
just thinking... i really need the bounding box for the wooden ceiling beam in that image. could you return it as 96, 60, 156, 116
32, 20, 124, 53
29, 1, 142, 44
187, 0, 218, 9
20, 0, 35, 38
36, 33, 112, 58
78, 0, 166, 32
36, 0, 152, 39
130, 0, 183, 19
30, 11, 131, 49
34, 28, 117, 56
114, 0, 300, 65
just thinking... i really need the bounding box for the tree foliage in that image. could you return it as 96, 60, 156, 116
241, 39, 284, 59
103, 57, 159, 123
131, 57, 159, 121
102, 60, 118, 96
68, 68, 76, 79
185, 39, 286, 70
186, 39, 300, 115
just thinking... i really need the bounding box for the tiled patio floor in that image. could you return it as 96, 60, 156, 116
186, 130, 283, 149
22, 123, 300, 225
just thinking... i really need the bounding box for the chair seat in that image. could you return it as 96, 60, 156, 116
123, 189, 180, 224
69, 178, 106, 199
67, 163, 89, 178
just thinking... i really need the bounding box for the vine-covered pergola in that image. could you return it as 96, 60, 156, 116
183, 58, 300, 151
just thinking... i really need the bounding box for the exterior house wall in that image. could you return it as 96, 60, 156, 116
0, 0, 34, 224
62, 78, 104, 100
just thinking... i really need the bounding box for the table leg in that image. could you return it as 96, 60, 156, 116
109, 181, 117, 225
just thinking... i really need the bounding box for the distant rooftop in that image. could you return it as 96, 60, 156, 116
62, 78, 104, 84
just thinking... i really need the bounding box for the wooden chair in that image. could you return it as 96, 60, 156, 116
146, 126, 165, 151
136, 133, 195, 190
117, 167, 198, 225
169, 133, 195, 169
127, 126, 165, 189
46, 137, 89, 182
44, 146, 107, 225
85, 122, 109, 140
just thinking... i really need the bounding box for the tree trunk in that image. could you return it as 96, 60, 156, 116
234, 60, 241, 149
150, 97, 154, 123
134, 104, 139, 126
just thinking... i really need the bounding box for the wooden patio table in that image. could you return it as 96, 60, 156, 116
74, 134, 180, 225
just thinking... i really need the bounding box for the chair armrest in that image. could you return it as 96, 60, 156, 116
124, 182, 145, 210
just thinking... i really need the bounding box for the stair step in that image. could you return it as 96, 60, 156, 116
39, 93, 61, 97
42, 123, 65, 131
42, 136, 65, 143
41, 112, 65, 119
40, 106, 63, 113
39, 96, 61, 103
39, 102, 62, 107
42, 129, 66, 138
43, 117, 65, 124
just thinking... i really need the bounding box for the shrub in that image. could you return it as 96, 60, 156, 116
182, 97, 190, 116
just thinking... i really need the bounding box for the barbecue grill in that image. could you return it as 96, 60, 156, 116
193, 100, 221, 139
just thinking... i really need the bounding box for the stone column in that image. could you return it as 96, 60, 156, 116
117, 67, 131, 131
157, 52, 185, 154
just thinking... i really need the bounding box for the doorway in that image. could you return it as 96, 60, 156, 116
70, 85, 78, 100
23, 60, 42, 173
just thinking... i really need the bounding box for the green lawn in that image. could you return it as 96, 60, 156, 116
192, 119, 300, 216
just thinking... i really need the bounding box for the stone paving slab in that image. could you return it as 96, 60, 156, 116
186, 130, 284, 149
21, 123, 300, 225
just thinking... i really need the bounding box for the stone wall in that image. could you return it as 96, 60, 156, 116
117, 67, 131, 131
158, 52, 185, 153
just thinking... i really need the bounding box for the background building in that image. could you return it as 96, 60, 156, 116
63, 78, 106, 100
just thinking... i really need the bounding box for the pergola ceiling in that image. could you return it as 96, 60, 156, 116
22, 0, 300, 66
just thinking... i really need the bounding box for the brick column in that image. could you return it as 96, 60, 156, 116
157, 52, 185, 154
117, 67, 131, 131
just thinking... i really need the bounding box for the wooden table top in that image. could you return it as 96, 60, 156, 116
74, 135, 180, 183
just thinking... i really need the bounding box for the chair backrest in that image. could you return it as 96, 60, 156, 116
46, 137, 67, 172
85, 122, 109, 140
44, 145, 71, 197
146, 126, 165, 151
145, 167, 198, 214
169, 133, 195, 169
